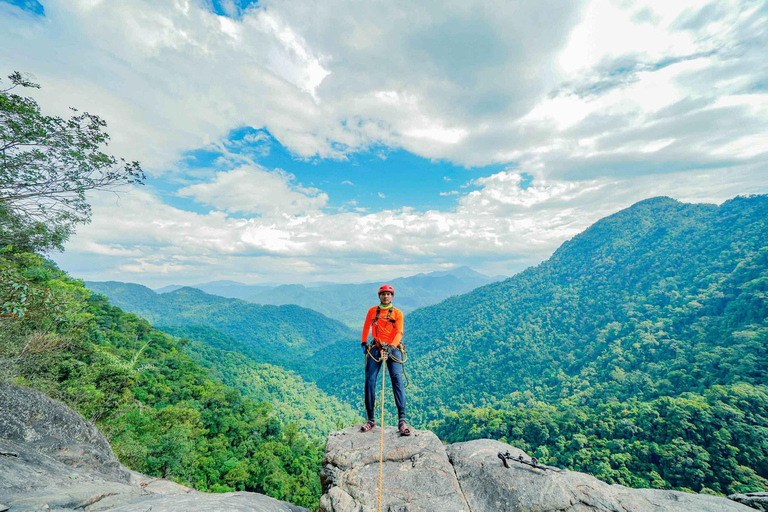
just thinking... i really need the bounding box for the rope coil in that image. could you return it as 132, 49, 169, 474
366, 344, 409, 387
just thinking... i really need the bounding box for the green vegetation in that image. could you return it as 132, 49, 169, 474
1, 72, 144, 252
162, 325, 360, 438
411, 196, 768, 494
84, 282, 357, 374
433, 384, 768, 495
0, 249, 324, 508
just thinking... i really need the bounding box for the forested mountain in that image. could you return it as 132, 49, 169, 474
73, 196, 768, 496
401, 197, 767, 413
392, 195, 767, 494
161, 325, 359, 437
156, 280, 275, 300
153, 266, 502, 327
0, 250, 325, 507
84, 282, 357, 373
307, 196, 768, 495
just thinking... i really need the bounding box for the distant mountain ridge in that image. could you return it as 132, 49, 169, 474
84, 282, 357, 373
394, 195, 768, 494
394, 196, 768, 416
154, 266, 504, 327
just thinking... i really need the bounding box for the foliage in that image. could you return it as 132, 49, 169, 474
0, 249, 324, 509
411, 196, 768, 493
162, 325, 360, 438
83, 282, 358, 376
432, 384, 768, 495
0, 72, 145, 252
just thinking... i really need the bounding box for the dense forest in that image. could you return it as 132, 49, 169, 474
84, 282, 357, 374
0, 249, 326, 508
402, 197, 768, 415
77, 196, 768, 497
161, 324, 359, 438
413, 196, 768, 494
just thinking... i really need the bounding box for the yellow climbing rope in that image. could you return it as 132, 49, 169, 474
377, 348, 387, 512
363, 342, 408, 511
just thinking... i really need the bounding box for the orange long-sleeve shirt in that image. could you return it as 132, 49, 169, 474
362, 306, 404, 348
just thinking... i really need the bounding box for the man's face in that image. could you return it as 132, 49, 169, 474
379, 291, 393, 305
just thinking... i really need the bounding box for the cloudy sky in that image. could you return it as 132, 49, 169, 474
2, 0, 767, 287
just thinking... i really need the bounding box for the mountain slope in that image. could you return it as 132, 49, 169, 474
84, 282, 357, 372
397, 196, 768, 417
383, 195, 768, 494
162, 325, 360, 437
0, 250, 324, 507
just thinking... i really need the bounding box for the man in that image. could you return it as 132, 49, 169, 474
360, 284, 411, 436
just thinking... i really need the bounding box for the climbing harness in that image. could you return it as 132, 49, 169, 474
365, 306, 409, 386
497, 451, 563, 472
371, 306, 396, 341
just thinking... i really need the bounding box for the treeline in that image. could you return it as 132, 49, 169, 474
162, 324, 360, 438
0, 249, 323, 508
432, 384, 768, 494
84, 281, 357, 374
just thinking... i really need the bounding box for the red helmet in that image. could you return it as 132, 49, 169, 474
378, 284, 395, 296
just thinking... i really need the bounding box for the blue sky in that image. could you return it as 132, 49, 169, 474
163, 127, 510, 216
2, 0, 767, 286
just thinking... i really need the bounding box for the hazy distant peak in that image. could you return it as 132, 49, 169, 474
155, 284, 184, 294
195, 280, 247, 287
424, 266, 489, 279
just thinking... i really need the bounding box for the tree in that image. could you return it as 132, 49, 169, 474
0, 71, 145, 252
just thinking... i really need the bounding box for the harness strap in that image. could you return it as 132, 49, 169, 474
372, 306, 397, 344
367, 305, 409, 387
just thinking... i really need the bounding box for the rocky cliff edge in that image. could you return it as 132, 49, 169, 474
0, 381, 308, 512
1, 381, 762, 512
319, 426, 758, 512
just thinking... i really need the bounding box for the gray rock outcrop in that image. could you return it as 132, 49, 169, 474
0, 381, 308, 512
728, 492, 768, 511
319, 426, 469, 512
320, 428, 757, 512
447, 439, 753, 512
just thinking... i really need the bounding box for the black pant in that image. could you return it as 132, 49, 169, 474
365, 345, 406, 422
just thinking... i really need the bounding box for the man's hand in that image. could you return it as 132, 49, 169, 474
361, 343, 368, 354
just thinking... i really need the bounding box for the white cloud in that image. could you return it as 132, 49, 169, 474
4, 0, 766, 284
55, 162, 767, 286
378, 192, 386, 199
440, 191, 459, 196
2, 0, 766, 175
177, 165, 328, 216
